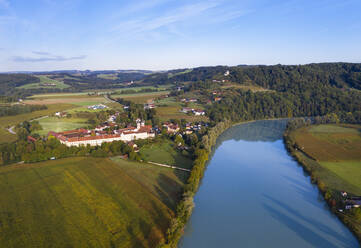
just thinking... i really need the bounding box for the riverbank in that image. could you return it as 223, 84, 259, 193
283, 124, 361, 244
159, 120, 233, 247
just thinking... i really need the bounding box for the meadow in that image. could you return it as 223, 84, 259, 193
292, 124, 361, 195
0, 157, 185, 248
33, 116, 89, 136
139, 140, 193, 169
112, 91, 170, 104
17, 75, 69, 89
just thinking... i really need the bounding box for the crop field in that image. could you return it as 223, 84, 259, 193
292, 124, 361, 195
33, 117, 89, 136
29, 92, 91, 98
294, 124, 361, 162
24, 96, 109, 106
112, 91, 170, 104
17, 75, 69, 89
110, 156, 188, 209
0, 157, 184, 248
0, 104, 75, 144
139, 140, 193, 169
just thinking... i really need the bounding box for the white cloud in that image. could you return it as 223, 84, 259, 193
112, 1, 220, 34
12, 52, 87, 62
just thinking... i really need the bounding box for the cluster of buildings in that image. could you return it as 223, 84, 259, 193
49, 119, 155, 147
180, 98, 198, 103
162, 122, 207, 135
87, 104, 108, 110
341, 192, 361, 210
144, 103, 156, 109
181, 108, 205, 116
55, 112, 68, 118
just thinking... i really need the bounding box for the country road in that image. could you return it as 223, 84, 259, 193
6, 115, 49, 136
7, 126, 16, 134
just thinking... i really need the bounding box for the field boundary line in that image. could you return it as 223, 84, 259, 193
147, 161, 190, 172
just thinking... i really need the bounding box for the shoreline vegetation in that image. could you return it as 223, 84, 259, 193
159, 120, 232, 247
162, 117, 361, 247
284, 120, 361, 244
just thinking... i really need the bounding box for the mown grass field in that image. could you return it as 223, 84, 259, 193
0, 104, 75, 143
33, 116, 89, 136
139, 140, 193, 169
24, 96, 108, 106
292, 124, 361, 194
0, 157, 185, 248
112, 91, 170, 104
294, 124, 361, 162
17, 75, 69, 89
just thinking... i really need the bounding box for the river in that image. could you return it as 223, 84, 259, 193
179, 120, 359, 248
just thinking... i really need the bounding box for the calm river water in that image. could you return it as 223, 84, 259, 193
179, 120, 359, 248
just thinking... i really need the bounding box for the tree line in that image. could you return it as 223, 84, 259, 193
0, 104, 47, 117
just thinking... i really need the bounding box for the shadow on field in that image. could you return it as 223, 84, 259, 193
155, 173, 183, 210
127, 225, 146, 248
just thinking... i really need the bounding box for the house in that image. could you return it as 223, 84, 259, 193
345, 198, 361, 209
55, 112, 67, 118
193, 109, 205, 116
163, 122, 180, 133
144, 103, 155, 109
181, 107, 193, 113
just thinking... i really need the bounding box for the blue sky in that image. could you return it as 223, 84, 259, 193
0, 0, 361, 71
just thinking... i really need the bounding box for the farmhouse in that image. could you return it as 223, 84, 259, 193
163, 122, 180, 133
49, 121, 154, 147
193, 109, 205, 116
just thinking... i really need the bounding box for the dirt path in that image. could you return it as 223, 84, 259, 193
147, 161, 191, 172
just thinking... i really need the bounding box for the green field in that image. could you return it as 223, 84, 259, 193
18, 75, 70, 89
0, 104, 75, 143
112, 91, 170, 104
291, 124, 361, 195
292, 124, 361, 194
291, 124, 361, 239
0, 157, 186, 247
140, 140, 193, 169
33, 116, 89, 136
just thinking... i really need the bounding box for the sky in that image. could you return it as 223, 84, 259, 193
0, 0, 361, 71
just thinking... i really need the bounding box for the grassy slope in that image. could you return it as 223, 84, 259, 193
0, 104, 75, 143
18, 75, 69, 89
0, 157, 185, 248
139, 140, 193, 169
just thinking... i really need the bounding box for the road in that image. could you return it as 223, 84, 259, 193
7, 126, 16, 134
6, 115, 48, 136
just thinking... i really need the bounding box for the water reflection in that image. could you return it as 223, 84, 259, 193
179, 120, 359, 248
